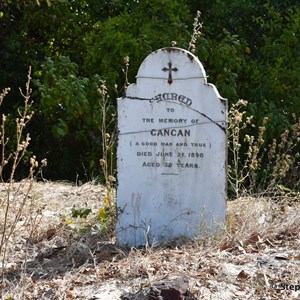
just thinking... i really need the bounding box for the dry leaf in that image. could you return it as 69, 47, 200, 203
237, 245, 247, 254
80, 267, 96, 275
237, 270, 250, 280
246, 233, 262, 245
147, 267, 156, 273
246, 244, 258, 253
207, 266, 218, 276
274, 253, 290, 260
233, 289, 247, 296
292, 253, 300, 260
264, 238, 276, 247
66, 288, 78, 299
219, 240, 233, 251
46, 227, 56, 240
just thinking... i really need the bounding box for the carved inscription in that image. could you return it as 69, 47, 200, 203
117, 47, 227, 246
130, 93, 213, 174
150, 129, 190, 136
152, 92, 192, 106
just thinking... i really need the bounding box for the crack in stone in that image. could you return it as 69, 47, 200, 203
120, 97, 226, 133
119, 121, 227, 136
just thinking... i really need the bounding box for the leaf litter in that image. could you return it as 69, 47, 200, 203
0, 182, 299, 299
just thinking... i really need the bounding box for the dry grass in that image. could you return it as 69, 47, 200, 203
0, 181, 299, 299
226, 195, 300, 245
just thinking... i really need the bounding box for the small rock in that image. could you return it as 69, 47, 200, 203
148, 275, 196, 300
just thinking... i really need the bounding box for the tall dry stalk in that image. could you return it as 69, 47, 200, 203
0, 68, 46, 281
228, 99, 299, 198
188, 10, 202, 53
98, 81, 117, 231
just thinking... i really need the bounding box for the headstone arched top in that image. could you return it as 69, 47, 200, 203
116, 47, 227, 247
135, 47, 207, 85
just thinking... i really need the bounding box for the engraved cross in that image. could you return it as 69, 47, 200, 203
162, 62, 178, 84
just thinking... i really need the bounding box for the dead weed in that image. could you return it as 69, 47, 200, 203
0, 182, 299, 299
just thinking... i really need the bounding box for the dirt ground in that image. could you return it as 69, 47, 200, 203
0, 181, 299, 299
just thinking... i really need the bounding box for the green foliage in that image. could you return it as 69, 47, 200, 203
196, 30, 246, 101
242, 15, 300, 169
1, 0, 193, 180
33, 55, 110, 179
67, 189, 115, 234
246, 3, 300, 124
71, 208, 92, 219
35, 56, 102, 139
191, 0, 299, 189
82, 0, 191, 91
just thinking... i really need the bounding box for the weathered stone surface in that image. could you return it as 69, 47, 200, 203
121, 275, 196, 300
148, 275, 196, 300
117, 47, 227, 246
149, 285, 183, 300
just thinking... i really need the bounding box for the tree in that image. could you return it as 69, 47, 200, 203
1, 0, 299, 185
1, 0, 192, 180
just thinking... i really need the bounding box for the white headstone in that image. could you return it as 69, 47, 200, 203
116, 47, 227, 246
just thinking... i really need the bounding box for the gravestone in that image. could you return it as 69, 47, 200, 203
116, 47, 227, 246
